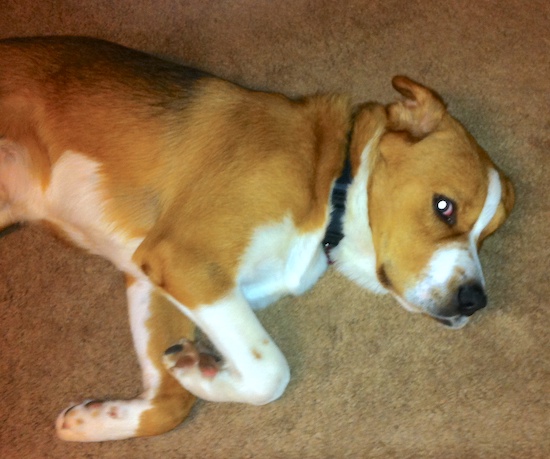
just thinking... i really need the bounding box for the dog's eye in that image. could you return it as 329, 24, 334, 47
433, 195, 457, 225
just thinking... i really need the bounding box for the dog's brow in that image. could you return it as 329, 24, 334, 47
470, 168, 502, 242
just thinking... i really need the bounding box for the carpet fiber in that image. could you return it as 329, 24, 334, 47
0, 1, 548, 458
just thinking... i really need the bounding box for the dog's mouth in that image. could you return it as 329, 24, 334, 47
391, 292, 470, 329
431, 314, 469, 329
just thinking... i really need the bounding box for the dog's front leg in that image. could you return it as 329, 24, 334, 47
163, 289, 290, 405
56, 276, 196, 441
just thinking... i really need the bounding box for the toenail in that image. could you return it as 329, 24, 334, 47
84, 400, 102, 409
165, 344, 184, 355
65, 405, 78, 415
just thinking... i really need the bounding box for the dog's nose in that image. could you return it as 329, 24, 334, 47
457, 283, 487, 316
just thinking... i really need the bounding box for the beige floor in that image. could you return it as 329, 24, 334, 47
0, 1, 548, 458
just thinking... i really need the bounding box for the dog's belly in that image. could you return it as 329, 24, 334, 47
238, 216, 328, 309
37, 152, 143, 275
30, 151, 329, 307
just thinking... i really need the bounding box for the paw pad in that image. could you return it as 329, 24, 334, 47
163, 339, 220, 379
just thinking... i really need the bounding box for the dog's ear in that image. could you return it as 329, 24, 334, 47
386, 76, 447, 138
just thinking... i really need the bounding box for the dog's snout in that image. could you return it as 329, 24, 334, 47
457, 283, 487, 316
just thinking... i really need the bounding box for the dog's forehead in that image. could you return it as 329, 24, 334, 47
382, 117, 485, 175
413, 127, 491, 196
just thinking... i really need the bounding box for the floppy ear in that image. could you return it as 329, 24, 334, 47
386, 75, 447, 138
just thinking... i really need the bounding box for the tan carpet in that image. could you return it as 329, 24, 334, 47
0, 1, 548, 457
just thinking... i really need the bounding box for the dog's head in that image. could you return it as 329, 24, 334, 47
334, 76, 515, 328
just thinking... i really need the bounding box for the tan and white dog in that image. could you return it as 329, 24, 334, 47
0, 36, 514, 442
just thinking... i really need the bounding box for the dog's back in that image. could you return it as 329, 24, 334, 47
0, 36, 350, 271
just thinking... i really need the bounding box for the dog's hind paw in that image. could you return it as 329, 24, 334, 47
55, 399, 149, 442
163, 339, 221, 379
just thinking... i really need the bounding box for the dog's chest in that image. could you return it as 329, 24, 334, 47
238, 216, 328, 309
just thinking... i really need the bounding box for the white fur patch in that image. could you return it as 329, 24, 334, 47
331, 133, 386, 293
43, 152, 144, 276
470, 168, 503, 243
56, 399, 151, 442
127, 278, 159, 397
238, 215, 328, 309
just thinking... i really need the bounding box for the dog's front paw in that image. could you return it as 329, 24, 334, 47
56, 399, 147, 442
162, 337, 289, 404
163, 339, 221, 379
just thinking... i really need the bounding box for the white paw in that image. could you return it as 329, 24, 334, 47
56, 399, 149, 442
163, 338, 290, 405
163, 339, 237, 402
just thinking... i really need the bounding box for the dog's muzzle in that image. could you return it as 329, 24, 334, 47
430, 283, 487, 329
400, 277, 489, 329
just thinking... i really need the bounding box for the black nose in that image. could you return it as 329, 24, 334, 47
457, 283, 487, 316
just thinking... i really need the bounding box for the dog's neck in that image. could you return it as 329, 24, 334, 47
328, 133, 387, 295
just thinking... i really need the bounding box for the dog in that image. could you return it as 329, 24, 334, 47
0, 36, 514, 442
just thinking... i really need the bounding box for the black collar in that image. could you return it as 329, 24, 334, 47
323, 153, 351, 253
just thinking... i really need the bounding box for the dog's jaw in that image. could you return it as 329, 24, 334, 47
391, 293, 470, 329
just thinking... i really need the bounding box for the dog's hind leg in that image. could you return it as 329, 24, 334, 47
56, 276, 196, 442
0, 138, 25, 229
